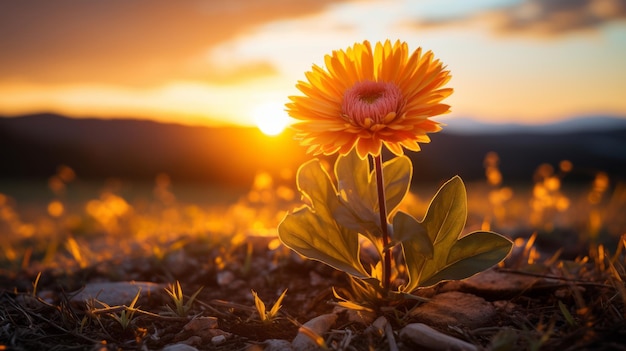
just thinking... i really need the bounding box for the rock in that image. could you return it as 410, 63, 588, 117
292, 313, 337, 351
183, 316, 219, 332
175, 317, 229, 343
400, 323, 477, 351
211, 335, 227, 345
161, 344, 199, 351
441, 268, 549, 298
365, 316, 388, 337
367, 316, 398, 351
70, 281, 165, 307
263, 339, 294, 351
217, 271, 236, 286
410, 291, 495, 329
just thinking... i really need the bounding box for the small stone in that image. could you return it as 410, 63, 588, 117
263, 339, 294, 351
161, 344, 199, 351
217, 271, 235, 286
211, 335, 227, 345
442, 268, 548, 298
292, 313, 337, 351
411, 291, 495, 329
365, 316, 388, 337
70, 281, 165, 307
400, 323, 477, 351
183, 317, 219, 332
175, 317, 229, 343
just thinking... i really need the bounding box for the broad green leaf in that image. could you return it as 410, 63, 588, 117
401, 176, 512, 292
280, 158, 370, 279
333, 150, 412, 246
333, 204, 382, 249
416, 176, 467, 285
334, 150, 380, 237
422, 176, 467, 245
418, 231, 512, 287
375, 155, 412, 215
394, 211, 432, 257
278, 206, 370, 279
297, 159, 337, 219
335, 149, 375, 209
394, 211, 432, 293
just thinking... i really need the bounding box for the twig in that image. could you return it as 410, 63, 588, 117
7, 297, 102, 344
497, 268, 615, 287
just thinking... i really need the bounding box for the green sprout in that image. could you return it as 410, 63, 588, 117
164, 281, 203, 317
251, 288, 287, 323
31, 271, 42, 297
89, 288, 142, 330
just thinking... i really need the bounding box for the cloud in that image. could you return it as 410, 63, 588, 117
493, 0, 626, 35
0, 0, 346, 86
411, 0, 626, 37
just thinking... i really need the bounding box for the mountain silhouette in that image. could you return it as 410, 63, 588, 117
0, 113, 306, 185
1, 113, 625, 186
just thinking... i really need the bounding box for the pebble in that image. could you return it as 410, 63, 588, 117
400, 323, 477, 351
441, 268, 548, 297
291, 313, 337, 351
262, 339, 293, 351
70, 281, 165, 307
161, 344, 199, 351
182, 316, 219, 332
211, 335, 227, 345
410, 291, 495, 329
216, 271, 236, 286
175, 317, 229, 344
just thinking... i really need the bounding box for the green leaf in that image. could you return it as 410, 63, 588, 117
422, 176, 467, 245
297, 159, 338, 219
375, 155, 412, 214
278, 158, 370, 280
335, 149, 375, 209
279, 206, 370, 279
334, 150, 380, 236
394, 211, 432, 292
418, 231, 513, 287
394, 211, 432, 258
333, 150, 412, 248
416, 176, 467, 285
400, 176, 513, 292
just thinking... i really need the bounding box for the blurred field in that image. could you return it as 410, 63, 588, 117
1, 154, 624, 275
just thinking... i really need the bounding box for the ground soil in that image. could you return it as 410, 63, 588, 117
1, 234, 625, 351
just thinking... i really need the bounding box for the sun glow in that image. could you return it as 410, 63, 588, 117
252, 101, 291, 136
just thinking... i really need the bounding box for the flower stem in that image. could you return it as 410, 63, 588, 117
373, 154, 391, 292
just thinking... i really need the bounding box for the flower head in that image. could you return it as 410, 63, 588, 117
287, 40, 452, 158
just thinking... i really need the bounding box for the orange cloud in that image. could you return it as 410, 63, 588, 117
409, 0, 626, 37
0, 0, 346, 87
493, 0, 626, 36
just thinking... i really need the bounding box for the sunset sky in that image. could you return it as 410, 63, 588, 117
1, 0, 625, 132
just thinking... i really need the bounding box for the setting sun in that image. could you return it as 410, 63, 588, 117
252, 101, 291, 136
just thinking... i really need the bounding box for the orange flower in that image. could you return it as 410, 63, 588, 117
287, 40, 452, 158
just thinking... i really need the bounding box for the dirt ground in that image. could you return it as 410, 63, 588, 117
1, 231, 625, 351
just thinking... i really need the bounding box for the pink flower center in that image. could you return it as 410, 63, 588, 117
342, 81, 403, 128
